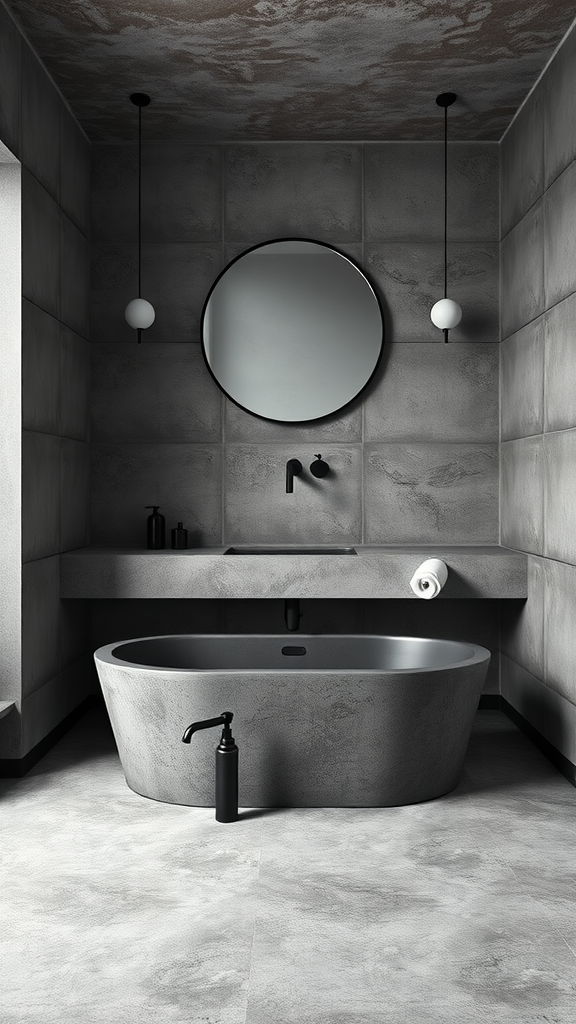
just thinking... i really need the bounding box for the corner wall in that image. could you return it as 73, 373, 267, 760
0, 0, 92, 762
500, 23, 576, 766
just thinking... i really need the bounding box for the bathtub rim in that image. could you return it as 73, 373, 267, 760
93, 633, 491, 675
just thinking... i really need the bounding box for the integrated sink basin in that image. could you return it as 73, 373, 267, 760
224, 546, 358, 555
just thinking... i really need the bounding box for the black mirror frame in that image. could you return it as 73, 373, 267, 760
200, 237, 384, 425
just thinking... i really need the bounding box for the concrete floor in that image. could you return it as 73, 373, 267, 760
1, 709, 576, 1024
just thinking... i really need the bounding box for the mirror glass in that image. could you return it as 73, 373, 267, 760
201, 239, 383, 422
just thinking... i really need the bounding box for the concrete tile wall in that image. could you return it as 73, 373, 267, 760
500, 20, 576, 764
0, 5, 92, 760
91, 140, 499, 548
89, 140, 500, 684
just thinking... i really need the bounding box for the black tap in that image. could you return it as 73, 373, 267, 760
286, 458, 303, 493
182, 711, 238, 822
285, 598, 302, 631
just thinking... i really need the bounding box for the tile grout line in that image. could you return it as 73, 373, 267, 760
243, 844, 263, 1024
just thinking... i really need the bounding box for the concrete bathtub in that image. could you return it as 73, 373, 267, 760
94, 634, 490, 807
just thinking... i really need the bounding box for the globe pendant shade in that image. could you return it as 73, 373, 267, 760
125, 298, 156, 330
430, 297, 462, 330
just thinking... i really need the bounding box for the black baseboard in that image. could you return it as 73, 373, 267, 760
500, 697, 576, 788
0, 694, 102, 778
478, 694, 500, 710
479, 693, 576, 789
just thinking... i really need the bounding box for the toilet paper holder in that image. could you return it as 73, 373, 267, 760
409, 558, 449, 600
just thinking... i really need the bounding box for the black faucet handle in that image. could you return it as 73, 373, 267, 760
310, 454, 329, 478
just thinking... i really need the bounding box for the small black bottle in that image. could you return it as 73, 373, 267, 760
145, 506, 165, 549
171, 522, 188, 549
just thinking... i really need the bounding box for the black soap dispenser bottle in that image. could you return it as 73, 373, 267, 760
171, 522, 188, 549
145, 506, 165, 549
182, 712, 238, 822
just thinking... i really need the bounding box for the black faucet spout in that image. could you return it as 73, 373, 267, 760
286, 458, 303, 492
285, 598, 301, 631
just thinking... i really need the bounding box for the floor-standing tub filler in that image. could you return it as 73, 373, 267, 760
94, 634, 490, 807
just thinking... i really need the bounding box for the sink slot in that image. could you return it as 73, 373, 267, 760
224, 547, 357, 555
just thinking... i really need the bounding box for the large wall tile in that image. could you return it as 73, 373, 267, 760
542, 23, 576, 189
364, 143, 438, 242
364, 598, 500, 692
544, 558, 576, 707
142, 144, 222, 241
543, 429, 576, 564
59, 599, 91, 672
224, 445, 362, 545
500, 200, 544, 341
225, 144, 362, 242
60, 110, 90, 237
500, 555, 545, 681
60, 438, 89, 551
223, 239, 363, 268
0, 3, 20, 156
142, 243, 223, 344
366, 242, 498, 343
22, 300, 60, 435
90, 444, 222, 547
91, 344, 222, 442
21, 556, 60, 698
91, 145, 138, 242
500, 316, 544, 441
501, 655, 576, 768
544, 294, 576, 433
364, 443, 498, 544
21, 169, 60, 319
60, 327, 90, 441
20, 45, 61, 202
365, 143, 498, 242
91, 600, 224, 651
500, 437, 543, 555
500, 89, 544, 239
21, 657, 94, 757
90, 243, 137, 343
22, 431, 60, 561
60, 214, 90, 337
91, 243, 222, 345
364, 343, 498, 442
224, 398, 362, 444
544, 160, 576, 310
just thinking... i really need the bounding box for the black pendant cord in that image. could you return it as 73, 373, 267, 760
138, 101, 142, 301
129, 93, 151, 344
137, 101, 143, 343
443, 103, 448, 343
443, 103, 448, 301
436, 92, 456, 343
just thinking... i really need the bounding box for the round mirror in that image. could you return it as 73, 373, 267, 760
201, 239, 383, 422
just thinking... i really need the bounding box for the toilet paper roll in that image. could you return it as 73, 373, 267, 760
409, 558, 448, 600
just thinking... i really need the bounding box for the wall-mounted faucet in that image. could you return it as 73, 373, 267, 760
285, 598, 302, 631
286, 458, 303, 493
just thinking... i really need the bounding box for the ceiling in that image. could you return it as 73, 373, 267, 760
5, 0, 576, 142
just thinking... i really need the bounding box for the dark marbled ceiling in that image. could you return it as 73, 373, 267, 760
4, 0, 576, 141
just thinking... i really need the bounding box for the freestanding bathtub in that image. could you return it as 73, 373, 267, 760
94, 634, 490, 807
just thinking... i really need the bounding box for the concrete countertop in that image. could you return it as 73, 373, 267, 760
60, 545, 527, 599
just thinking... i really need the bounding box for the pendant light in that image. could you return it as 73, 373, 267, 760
124, 92, 155, 342
430, 92, 462, 342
